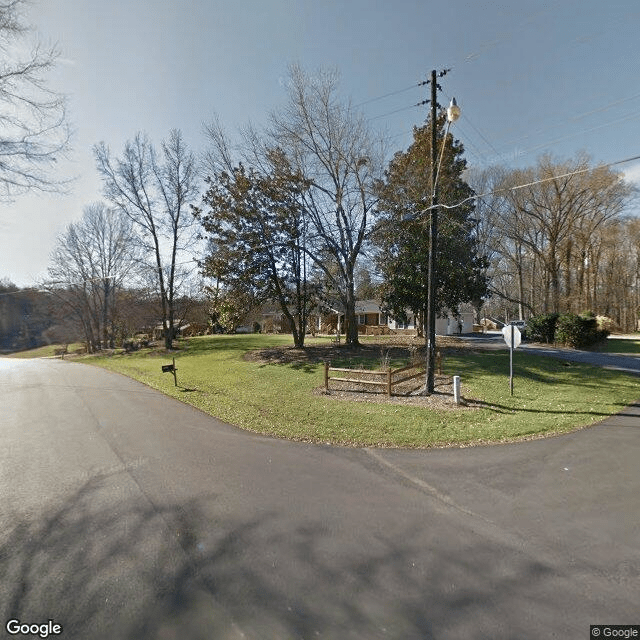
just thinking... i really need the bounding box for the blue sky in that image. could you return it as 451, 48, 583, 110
2, 0, 640, 286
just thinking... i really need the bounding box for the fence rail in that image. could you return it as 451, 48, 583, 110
324, 361, 427, 397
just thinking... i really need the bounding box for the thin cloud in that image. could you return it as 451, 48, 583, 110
622, 161, 640, 185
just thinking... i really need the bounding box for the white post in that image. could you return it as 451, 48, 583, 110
453, 375, 461, 404
510, 324, 514, 396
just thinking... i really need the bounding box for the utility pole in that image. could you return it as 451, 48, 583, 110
426, 69, 439, 394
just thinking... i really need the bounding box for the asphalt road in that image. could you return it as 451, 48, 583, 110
1, 356, 639, 640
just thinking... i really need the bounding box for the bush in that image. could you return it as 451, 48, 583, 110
527, 313, 559, 343
555, 313, 609, 349
123, 340, 140, 353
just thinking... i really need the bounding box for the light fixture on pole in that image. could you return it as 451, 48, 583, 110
447, 97, 460, 123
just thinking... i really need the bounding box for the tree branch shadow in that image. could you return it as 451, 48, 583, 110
0, 471, 610, 639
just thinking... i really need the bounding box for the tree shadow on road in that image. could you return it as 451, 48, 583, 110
0, 471, 621, 639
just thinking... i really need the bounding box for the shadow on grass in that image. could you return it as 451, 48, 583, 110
1, 471, 575, 640
611, 402, 640, 418
251, 342, 416, 376
448, 351, 639, 390
471, 399, 629, 418
181, 334, 298, 356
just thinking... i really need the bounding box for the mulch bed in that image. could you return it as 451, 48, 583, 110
245, 336, 485, 409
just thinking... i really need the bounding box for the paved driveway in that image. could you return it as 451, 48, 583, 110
0, 357, 638, 639
466, 332, 640, 374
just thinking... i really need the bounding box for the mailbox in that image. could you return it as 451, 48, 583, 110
161, 358, 178, 386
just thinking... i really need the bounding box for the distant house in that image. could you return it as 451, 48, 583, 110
257, 299, 474, 336
321, 300, 474, 336
151, 322, 199, 340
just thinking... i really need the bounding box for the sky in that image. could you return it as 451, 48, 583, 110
2, 0, 640, 287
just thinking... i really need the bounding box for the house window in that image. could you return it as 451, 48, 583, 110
358, 314, 366, 325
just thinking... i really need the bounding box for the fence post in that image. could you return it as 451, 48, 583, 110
387, 368, 392, 397
324, 361, 330, 392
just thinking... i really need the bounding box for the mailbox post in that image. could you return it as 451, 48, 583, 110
162, 357, 178, 387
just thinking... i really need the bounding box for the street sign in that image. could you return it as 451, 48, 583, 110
502, 324, 522, 349
502, 324, 521, 396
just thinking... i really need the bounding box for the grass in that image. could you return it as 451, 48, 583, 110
79, 333, 640, 449
592, 337, 640, 354
4, 342, 84, 359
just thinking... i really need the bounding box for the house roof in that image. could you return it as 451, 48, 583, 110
354, 299, 383, 314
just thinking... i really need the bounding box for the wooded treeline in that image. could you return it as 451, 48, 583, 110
469, 154, 639, 330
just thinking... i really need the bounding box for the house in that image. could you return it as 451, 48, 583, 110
257, 299, 474, 336
323, 300, 474, 336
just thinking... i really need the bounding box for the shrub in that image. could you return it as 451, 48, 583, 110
527, 313, 559, 343
555, 313, 609, 348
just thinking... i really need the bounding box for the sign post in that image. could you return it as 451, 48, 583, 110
502, 324, 521, 396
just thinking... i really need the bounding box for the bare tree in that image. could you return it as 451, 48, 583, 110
268, 65, 383, 345
203, 66, 384, 346
465, 166, 514, 319
47, 202, 138, 351
494, 154, 633, 315
94, 130, 199, 349
0, 0, 70, 199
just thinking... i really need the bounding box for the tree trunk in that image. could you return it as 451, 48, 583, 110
344, 277, 359, 346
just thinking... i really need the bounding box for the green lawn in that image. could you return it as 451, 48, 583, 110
4, 342, 85, 359
80, 334, 640, 448
593, 337, 640, 354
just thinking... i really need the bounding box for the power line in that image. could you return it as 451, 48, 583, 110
422, 154, 640, 214
354, 81, 428, 108
360, 73, 450, 121
459, 113, 505, 163
368, 102, 425, 121
482, 92, 640, 161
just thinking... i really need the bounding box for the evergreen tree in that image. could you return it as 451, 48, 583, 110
194, 150, 316, 348
373, 113, 487, 336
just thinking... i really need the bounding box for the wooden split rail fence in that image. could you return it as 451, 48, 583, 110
324, 361, 427, 397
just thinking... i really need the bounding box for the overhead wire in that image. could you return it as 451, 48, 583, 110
368, 102, 426, 121
354, 81, 428, 108
355, 5, 640, 170
419, 154, 640, 215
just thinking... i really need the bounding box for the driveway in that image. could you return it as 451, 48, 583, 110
522, 343, 640, 374
0, 357, 638, 639
466, 332, 640, 375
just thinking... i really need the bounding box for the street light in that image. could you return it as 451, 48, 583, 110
447, 98, 460, 123
426, 69, 461, 394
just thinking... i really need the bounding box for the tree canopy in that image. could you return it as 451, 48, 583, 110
373, 114, 487, 335
194, 149, 316, 347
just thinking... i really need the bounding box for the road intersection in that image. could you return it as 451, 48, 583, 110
0, 355, 638, 639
